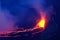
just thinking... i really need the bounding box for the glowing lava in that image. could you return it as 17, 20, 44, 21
36, 12, 47, 30
37, 18, 45, 29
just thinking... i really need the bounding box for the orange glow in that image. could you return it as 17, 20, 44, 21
37, 18, 45, 28
36, 11, 47, 30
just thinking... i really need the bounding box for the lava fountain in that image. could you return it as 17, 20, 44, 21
36, 16, 46, 29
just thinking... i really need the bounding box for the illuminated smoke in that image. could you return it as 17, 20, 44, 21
28, 0, 53, 31
0, 8, 16, 34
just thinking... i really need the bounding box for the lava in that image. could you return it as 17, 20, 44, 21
35, 11, 48, 32
37, 18, 45, 29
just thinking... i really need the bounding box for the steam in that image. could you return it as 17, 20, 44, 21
30, 0, 53, 21
0, 8, 16, 33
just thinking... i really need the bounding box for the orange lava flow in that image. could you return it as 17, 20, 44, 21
0, 12, 47, 37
